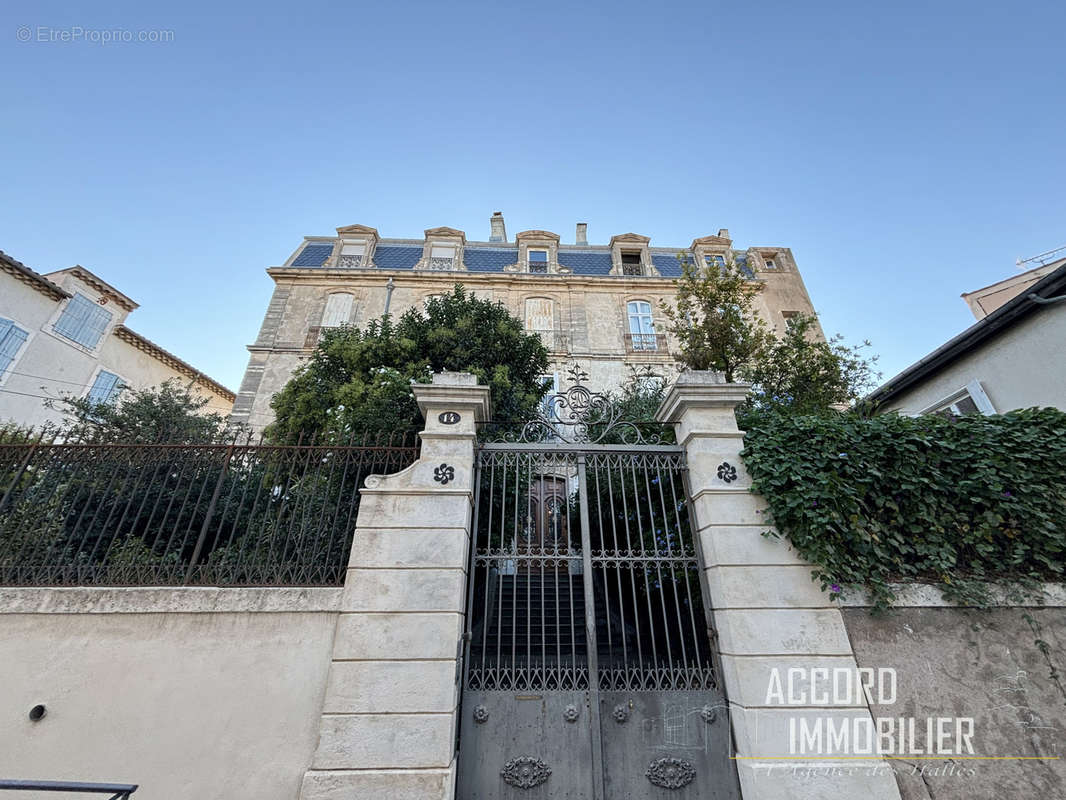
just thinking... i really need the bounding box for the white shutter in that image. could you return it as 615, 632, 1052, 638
321, 294, 354, 327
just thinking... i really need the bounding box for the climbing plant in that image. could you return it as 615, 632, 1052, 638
740, 407, 1066, 611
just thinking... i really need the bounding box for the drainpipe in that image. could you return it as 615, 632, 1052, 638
384, 277, 395, 316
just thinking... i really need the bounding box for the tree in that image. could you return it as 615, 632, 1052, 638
660, 255, 879, 416
659, 254, 772, 381
44, 379, 231, 443
267, 285, 550, 443
743, 314, 880, 415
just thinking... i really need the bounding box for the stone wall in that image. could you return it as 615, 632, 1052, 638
0, 587, 340, 799
842, 602, 1066, 799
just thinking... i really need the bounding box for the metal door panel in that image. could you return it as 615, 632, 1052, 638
599, 691, 739, 799
457, 690, 594, 799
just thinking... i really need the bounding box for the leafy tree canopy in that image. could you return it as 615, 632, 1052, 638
660, 254, 879, 416
267, 285, 550, 443
42, 379, 231, 443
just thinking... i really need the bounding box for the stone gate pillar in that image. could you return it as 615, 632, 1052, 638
300, 372, 490, 800
656, 372, 902, 800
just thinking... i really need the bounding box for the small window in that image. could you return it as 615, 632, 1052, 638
338, 240, 366, 268
429, 244, 457, 270
0, 319, 29, 378
627, 300, 657, 351
321, 293, 354, 327
764, 256, 778, 269
704, 254, 726, 270
922, 381, 996, 417
86, 370, 126, 406
621, 252, 643, 276
529, 249, 549, 273
54, 293, 113, 349
538, 373, 559, 420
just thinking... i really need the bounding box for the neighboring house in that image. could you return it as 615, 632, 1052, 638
233, 213, 822, 430
0, 250, 236, 429
867, 255, 1066, 415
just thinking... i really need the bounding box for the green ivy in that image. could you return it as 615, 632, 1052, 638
739, 408, 1066, 611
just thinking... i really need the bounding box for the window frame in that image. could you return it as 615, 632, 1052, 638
626, 299, 658, 351
320, 292, 356, 328
0, 318, 31, 387
528, 248, 550, 274
52, 292, 114, 352
84, 367, 127, 407
919, 380, 996, 417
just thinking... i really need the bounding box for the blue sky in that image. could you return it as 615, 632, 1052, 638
2, 0, 1063, 394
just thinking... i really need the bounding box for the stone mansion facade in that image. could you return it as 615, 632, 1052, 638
231, 213, 821, 430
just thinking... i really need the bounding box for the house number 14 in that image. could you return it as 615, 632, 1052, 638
438, 412, 461, 425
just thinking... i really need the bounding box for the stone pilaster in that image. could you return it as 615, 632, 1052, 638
300, 372, 490, 800
657, 372, 902, 800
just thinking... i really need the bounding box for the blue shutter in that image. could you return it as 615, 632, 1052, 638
55, 295, 113, 348
0, 319, 29, 376
87, 371, 121, 405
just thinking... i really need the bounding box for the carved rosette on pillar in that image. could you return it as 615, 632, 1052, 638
299, 372, 491, 800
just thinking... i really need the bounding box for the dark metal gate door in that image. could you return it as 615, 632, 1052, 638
456, 442, 739, 799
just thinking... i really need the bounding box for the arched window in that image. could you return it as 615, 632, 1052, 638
321, 293, 354, 327
626, 300, 657, 351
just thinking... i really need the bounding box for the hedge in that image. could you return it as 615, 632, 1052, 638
739, 407, 1066, 610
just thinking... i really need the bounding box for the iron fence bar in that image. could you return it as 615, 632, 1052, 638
184, 443, 235, 584
0, 780, 137, 795
0, 432, 45, 514
576, 454, 605, 800
479, 442, 681, 454
642, 458, 678, 674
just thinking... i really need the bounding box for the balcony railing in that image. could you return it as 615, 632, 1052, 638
624, 333, 667, 353
621, 262, 644, 276
337, 254, 364, 268
427, 257, 457, 271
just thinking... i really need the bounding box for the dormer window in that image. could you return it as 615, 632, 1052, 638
338, 240, 366, 268
621, 252, 643, 276
429, 244, 457, 271
764, 257, 777, 269
528, 249, 549, 273
704, 254, 726, 271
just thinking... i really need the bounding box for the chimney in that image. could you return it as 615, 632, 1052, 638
489, 211, 507, 242
576, 222, 588, 246
717, 228, 730, 240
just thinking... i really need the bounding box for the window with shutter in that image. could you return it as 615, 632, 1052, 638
0, 319, 29, 378
54, 294, 113, 349
86, 370, 125, 406
525, 298, 555, 350
321, 293, 355, 327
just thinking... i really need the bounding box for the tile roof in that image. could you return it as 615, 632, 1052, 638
0, 250, 70, 301
286, 240, 757, 279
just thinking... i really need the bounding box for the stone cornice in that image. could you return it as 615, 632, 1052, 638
336, 224, 379, 237
655, 374, 751, 424
424, 227, 466, 242
609, 232, 651, 247
515, 229, 561, 242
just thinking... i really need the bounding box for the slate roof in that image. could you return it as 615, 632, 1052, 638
285, 239, 754, 279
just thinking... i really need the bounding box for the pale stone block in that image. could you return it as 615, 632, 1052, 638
358, 489, 471, 529
301, 768, 454, 800
698, 525, 804, 567
312, 713, 454, 769
692, 489, 770, 527
333, 612, 462, 660
714, 608, 853, 656
735, 758, 902, 800
343, 568, 467, 613
323, 660, 457, 713
705, 565, 833, 609
718, 654, 865, 710
349, 528, 469, 569
728, 705, 885, 758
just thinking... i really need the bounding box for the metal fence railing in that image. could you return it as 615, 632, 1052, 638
0, 781, 136, 798
0, 431, 418, 587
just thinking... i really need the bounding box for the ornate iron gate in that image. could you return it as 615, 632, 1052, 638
456, 370, 739, 799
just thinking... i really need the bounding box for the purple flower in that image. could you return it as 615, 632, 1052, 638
812, 500, 819, 507
1003, 491, 1012, 498
830, 583, 842, 594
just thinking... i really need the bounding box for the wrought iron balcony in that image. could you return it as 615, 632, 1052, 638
337, 254, 364, 268
305, 326, 324, 349
621, 261, 644, 276
427, 257, 457, 271
624, 333, 667, 353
